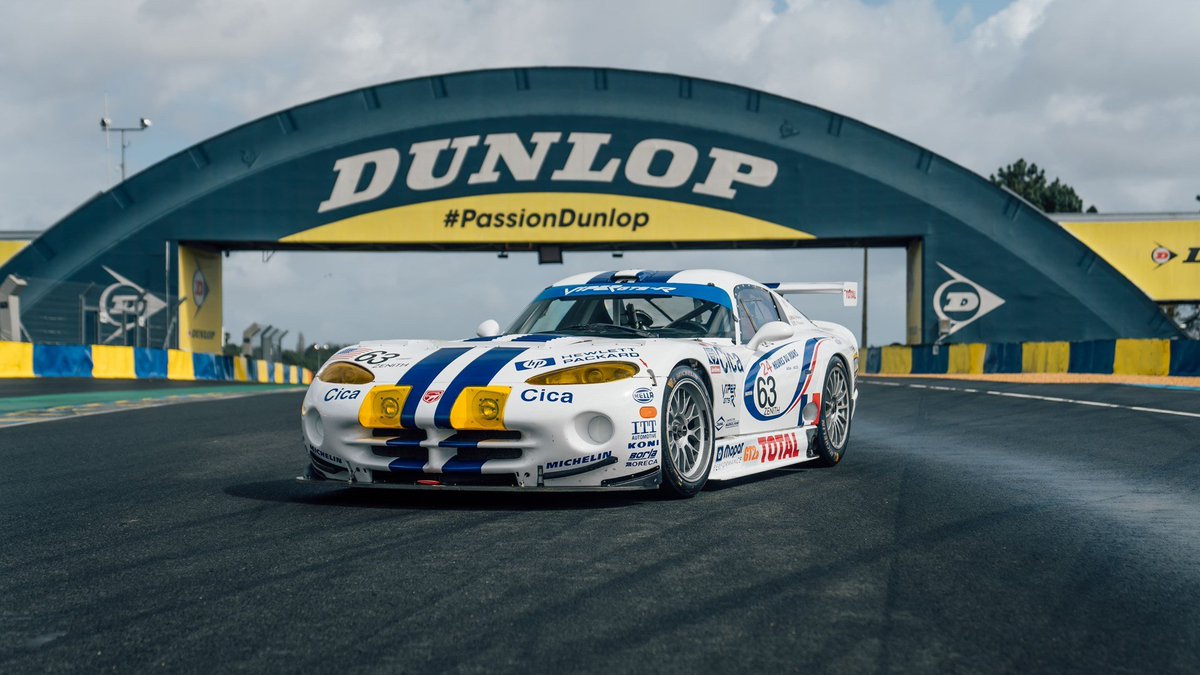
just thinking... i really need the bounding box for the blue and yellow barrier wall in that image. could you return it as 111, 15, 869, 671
0, 341, 313, 384
864, 339, 1200, 377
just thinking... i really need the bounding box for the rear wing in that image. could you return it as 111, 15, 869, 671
764, 282, 859, 307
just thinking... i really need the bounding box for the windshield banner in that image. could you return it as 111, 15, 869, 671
535, 282, 732, 308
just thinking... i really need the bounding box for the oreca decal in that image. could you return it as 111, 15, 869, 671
316, 132, 779, 213
742, 338, 825, 421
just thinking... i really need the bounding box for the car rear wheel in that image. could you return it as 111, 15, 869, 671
812, 357, 851, 467
659, 364, 714, 498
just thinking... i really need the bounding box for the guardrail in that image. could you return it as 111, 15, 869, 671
0, 341, 313, 384
863, 339, 1200, 377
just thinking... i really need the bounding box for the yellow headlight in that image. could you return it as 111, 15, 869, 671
358, 386, 412, 428
450, 387, 511, 430
318, 361, 375, 385
525, 362, 639, 385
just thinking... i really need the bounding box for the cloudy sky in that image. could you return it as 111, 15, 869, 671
2, 0, 1197, 346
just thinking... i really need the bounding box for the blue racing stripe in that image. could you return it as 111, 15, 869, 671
438, 434, 480, 449
462, 335, 503, 342
636, 270, 681, 283
510, 334, 561, 342
586, 271, 615, 283
384, 437, 424, 448
434, 348, 528, 427
441, 457, 487, 474
396, 347, 473, 427
388, 458, 426, 472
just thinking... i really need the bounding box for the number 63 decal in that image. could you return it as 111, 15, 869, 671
756, 375, 777, 408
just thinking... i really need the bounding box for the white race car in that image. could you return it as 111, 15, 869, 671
300, 269, 859, 497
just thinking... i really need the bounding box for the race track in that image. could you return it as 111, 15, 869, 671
2, 379, 1198, 673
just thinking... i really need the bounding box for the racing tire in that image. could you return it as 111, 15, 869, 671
812, 357, 851, 467
659, 364, 715, 498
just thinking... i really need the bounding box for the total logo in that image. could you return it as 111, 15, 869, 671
1151, 243, 1199, 267
757, 432, 802, 463
932, 263, 1005, 337
633, 388, 655, 404
516, 357, 557, 371
324, 388, 362, 402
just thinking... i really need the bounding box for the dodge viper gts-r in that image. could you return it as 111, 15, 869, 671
300, 269, 859, 497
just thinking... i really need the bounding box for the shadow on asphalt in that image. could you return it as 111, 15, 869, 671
223, 479, 659, 511
226, 462, 823, 509
701, 464, 822, 491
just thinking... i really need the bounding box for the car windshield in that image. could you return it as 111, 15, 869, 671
507, 283, 735, 339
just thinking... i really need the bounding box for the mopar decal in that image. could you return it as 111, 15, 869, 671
715, 441, 744, 464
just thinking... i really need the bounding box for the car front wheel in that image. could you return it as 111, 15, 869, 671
659, 364, 714, 498
812, 357, 851, 467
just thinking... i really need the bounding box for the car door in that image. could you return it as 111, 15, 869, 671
731, 284, 809, 436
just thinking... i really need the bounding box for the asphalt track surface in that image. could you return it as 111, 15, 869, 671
2, 379, 1198, 673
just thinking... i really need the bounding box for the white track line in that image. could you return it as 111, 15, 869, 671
0, 389, 299, 430
863, 381, 1200, 420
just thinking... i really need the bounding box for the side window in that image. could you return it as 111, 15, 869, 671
734, 285, 783, 343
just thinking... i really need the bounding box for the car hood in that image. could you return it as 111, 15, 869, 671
323, 334, 685, 387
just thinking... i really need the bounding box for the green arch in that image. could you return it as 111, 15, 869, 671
0, 67, 1177, 344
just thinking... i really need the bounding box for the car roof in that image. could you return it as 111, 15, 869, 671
551, 269, 762, 296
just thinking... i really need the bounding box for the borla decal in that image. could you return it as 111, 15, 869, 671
933, 263, 1005, 336
98, 266, 167, 343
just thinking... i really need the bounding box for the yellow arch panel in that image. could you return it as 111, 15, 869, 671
282, 193, 814, 245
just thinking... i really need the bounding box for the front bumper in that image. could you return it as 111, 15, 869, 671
299, 378, 664, 490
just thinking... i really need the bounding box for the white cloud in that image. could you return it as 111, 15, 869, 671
1, 0, 1197, 345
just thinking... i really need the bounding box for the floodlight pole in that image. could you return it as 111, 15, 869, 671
861, 247, 869, 350
100, 117, 152, 181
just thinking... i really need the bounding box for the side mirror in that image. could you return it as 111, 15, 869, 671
748, 321, 794, 351
476, 319, 500, 338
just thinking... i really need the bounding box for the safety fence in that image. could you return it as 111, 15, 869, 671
0, 341, 313, 384
863, 339, 1200, 377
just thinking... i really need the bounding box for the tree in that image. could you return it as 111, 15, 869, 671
989, 159, 1096, 213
